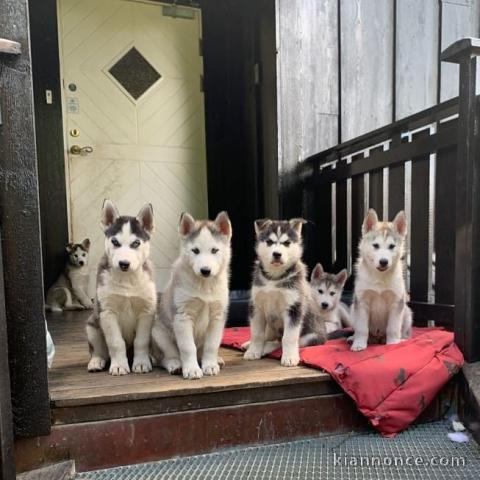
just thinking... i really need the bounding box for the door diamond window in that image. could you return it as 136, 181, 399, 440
109, 47, 161, 100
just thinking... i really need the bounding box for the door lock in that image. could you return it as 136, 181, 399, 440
70, 145, 93, 155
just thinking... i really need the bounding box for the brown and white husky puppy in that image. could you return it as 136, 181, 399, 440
350, 209, 412, 351
310, 263, 351, 334
243, 219, 327, 367
45, 239, 93, 312
86, 200, 157, 375
151, 212, 232, 380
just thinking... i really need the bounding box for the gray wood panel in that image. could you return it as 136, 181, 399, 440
276, 0, 339, 172
440, 0, 480, 100
340, 0, 394, 141
396, 0, 439, 119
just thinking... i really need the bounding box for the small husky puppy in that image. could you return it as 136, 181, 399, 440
310, 263, 351, 333
86, 200, 157, 375
350, 209, 412, 351
151, 211, 232, 380
243, 219, 327, 367
45, 239, 93, 312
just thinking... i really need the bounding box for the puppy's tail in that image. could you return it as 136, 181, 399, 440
327, 328, 354, 340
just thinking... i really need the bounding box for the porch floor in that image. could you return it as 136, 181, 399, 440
47, 311, 337, 425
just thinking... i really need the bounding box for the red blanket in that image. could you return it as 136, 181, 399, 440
221, 327, 464, 436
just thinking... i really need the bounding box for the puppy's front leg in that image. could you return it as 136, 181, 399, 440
72, 286, 93, 309
132, 310, 154, 373
100, 310, 130, 375
244, 302, 266, 360
386, 299, 405, 345
281, 303, 302, 366
202, 301, 227, 376
351, 299, 369, 351
174, 314, 202, 379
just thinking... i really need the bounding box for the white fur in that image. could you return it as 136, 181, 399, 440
350, 209, 412, 351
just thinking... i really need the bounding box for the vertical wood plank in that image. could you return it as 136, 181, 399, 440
395, 0, 439, 119
340, 0, 394, 140
388, 136, 406, 217
350, 154, 365, 287
276, 0, 339, 172
410, 129, 431, 302
335, 178, 348, 272
434, 119, 457, 305
440, 0, 480, 101
368, 146, 384, 215
316, 181, 333, 271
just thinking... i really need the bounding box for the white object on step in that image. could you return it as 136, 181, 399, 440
447, 432, 469, 443
452, 420, 466, 432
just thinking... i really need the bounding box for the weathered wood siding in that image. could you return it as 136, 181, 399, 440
276, 0, 480, 169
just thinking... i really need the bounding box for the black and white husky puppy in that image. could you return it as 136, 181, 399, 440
243, 219, 327, 367
45, 239, 93, 312
310, 263, 351, 334
86, 200, 157, 376
151, 212, 232, 380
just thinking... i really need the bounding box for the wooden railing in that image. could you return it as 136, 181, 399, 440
294, 38, 480, 362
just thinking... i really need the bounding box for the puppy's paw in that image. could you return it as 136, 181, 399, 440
281, 352, 300, 367
183, 364, 203, 380
202, 361, 220, 376
346, 335, 355, 344
350, 340, 367, 351
244, 346, 263, 360
83, 300, 94, 310
87, 356, 106, 372
217, 356, 225, 368
386, 338, 402, 345
163, 358, 182, 375
132, 355, 152, 373
240, 340, 250, 351
109, 358, 130, 376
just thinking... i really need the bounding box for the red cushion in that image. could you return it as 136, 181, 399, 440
221, 327, 464, 436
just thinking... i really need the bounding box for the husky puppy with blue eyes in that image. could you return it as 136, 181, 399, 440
45, 238, 93, 312
350, 209, 412, 351
86, 200, 157, 375
151, 211, 232, 380
243, 219, 327, 367
310, 263, 351, 334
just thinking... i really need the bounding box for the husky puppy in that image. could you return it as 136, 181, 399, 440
350, 209, 412, 351
310, 263, 351, 333
86, 200, 157, 375
151, 211, 232, 380
45, 239, 93, 312
243, 219, 327, 367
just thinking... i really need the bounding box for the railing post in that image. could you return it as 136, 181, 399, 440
442, 38, 480, 362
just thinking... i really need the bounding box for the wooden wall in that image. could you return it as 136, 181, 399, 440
276, 0, 480, 175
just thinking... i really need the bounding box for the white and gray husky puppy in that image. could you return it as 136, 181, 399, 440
86, 200, 157, 375
46, 239, 93, 312
310, 263, 351, 334
350, 208, 412, 351
243, 219, 327, 367
151, 211, 232, 380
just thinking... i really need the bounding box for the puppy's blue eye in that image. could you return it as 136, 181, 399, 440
192, 248, 200, 254
211, 248, 219, 254
389, 244, 395, 250
111, 238, 120, 247
266, 240, 274, 246
372, 243, 380, 249
131, 240, 141, 249
283, 241, 291, 247
318, 289, 324, 294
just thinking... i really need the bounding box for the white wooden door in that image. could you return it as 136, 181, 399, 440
58, 0, 208, 292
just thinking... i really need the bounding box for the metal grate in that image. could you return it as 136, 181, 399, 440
77, 421, 480, 480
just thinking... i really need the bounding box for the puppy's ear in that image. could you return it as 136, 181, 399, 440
101, 199, 119, 228
137, 203, 154, 234
311, 263, 324, 281
254, 218, 272, 236
179, 212, 195, 237
335, 269, 348, 287
362, 209, 379, 234
65, 243, 74, 253
289, 218, 307, 236
393, 210, 407, 237
81, 238, 91, 251
214, 211, 232, 239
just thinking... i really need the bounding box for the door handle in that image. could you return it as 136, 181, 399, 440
70, 145, 93, 155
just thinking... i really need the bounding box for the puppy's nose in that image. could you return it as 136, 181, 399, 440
79, 261, 85, 266
379, 258, 389, 268
200, 267, 211, 278
119, 261, 130, 272
321, 302, 329, 310
273, 252, 282, 260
